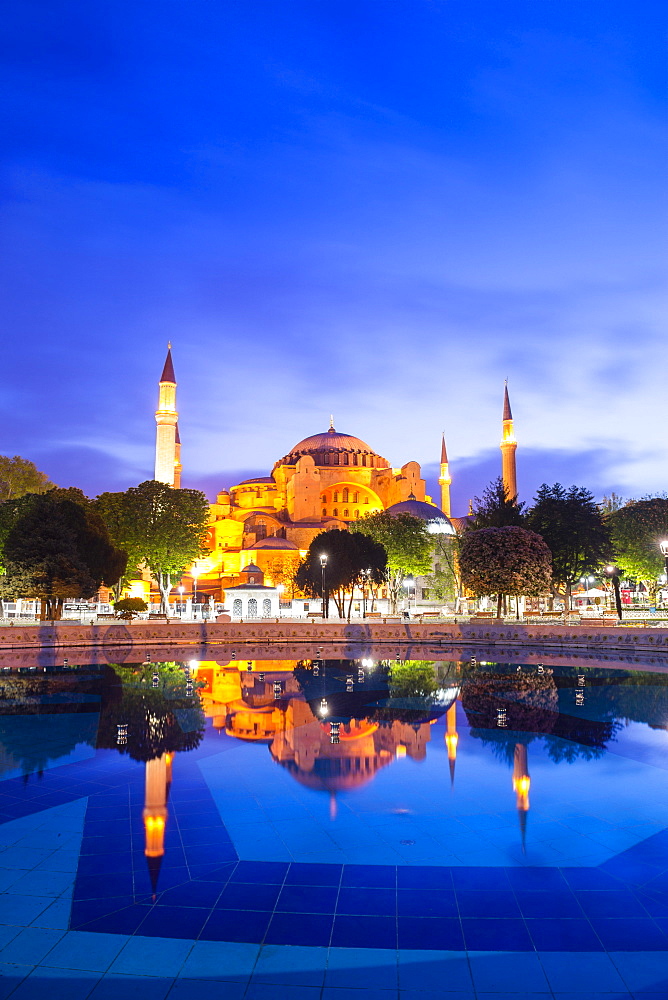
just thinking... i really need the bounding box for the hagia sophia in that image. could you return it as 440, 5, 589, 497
149, 346, 518, 605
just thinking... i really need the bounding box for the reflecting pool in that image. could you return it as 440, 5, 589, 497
1, 649, 668, 957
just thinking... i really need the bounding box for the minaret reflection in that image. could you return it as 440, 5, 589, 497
512, 743, 530, 852
445, 702, 458, 787
143, 752, 173, 898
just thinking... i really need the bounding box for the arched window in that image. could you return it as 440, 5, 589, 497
353, 454, 358, 465
364, 496, 369, 504
353, 492, 358, 502
262, 598, 271, 617
248, 598, 258, 618
343, 509, 349, 518
333, 491, 339, 502
354, 510, 360, 518
322, 508, 327, 517
320, 495, 326, 503
362, 455, 367, 467
232, 598, 242, 616
333, 508, 338, 517
343, 488, 349, 502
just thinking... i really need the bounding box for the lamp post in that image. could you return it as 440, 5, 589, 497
191, 568, 199, 619
660, 542, 668, 608
320, 554, 328, 619
405, 576, 415, 613
605, 565, 623, 620
581, 575, 594, 601
178, 585, 184, 618
362, 568, 370, 618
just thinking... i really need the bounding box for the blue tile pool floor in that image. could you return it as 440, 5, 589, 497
0, 745, 664, 997
1, 658, 668, 998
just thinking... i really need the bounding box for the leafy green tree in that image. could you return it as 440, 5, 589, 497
104, 481, 210, 616
459, 526, 552, 617
470, 477, 526, 529
526, 483, 613, 610
424, 534, 460, 605
0, 489, 126, 619
0, 455, 54, 502
607, 498, 668, 602
113, 597, 148, 619
94, 490, 147, 599
350, 511, 432, 612
295, 528, 386, 617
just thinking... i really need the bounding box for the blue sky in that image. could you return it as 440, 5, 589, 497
1, 0, 666, 514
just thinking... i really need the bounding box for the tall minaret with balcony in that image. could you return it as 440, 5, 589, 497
154, 345, 179, 486
500, 382, 517, 500
438, 434, 452, 516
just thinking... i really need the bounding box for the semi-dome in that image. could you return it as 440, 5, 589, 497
385, 496, 456, 535
247, 537, 299, 551
274, 424, 389, 469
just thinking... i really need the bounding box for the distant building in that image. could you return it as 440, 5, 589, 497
150, 347, 517, 607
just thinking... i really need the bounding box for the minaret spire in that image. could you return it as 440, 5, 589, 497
154, 346, 179, 486
500, 382, 517, 501
438, 432, 452, 516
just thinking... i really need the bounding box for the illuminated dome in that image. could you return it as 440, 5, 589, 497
386, 496, 456, 535
275, 424, 389, 469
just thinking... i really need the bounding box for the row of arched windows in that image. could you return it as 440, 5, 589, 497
317, 452, 376, 467
320, 491, 370, 504
323, 508, 360, 519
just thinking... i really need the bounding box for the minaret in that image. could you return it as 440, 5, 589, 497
445, 702, 458, 787
500, 382, 517, 500
512, 743, 530, 853
174, 424, 182, 489
438, 434, 452, 516
154, 345, 178, 486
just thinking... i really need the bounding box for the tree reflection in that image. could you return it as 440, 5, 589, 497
97, 662, 205, 762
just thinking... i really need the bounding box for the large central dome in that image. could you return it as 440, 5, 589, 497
275, 425, 389, 469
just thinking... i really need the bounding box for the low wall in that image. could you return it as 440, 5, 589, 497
1, 619, 668, 658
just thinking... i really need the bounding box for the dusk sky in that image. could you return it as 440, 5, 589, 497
1, 1, 666, 514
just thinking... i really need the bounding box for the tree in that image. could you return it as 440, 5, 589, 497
94, 490, 147, 600
103, 481, 210, 616
263, 553, 301, 598
470, 477, 526, 529
114, 597, 148, 619
424, 534, 460, 606
295, 529, 386, 617
607, 498, 668, 602
350, 511, 432, 612
526, 483, 613, 610
459, 526, 552, 617
0, 489, 127, 619
0, 455, 54, 502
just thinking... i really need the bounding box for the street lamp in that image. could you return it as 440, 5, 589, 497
660, 542, 668, 607
320, 554, 328, 619
581, 575, 594, 599
191, 567, 200, 620
405, 576, 415, 612
605, 565, 622, 620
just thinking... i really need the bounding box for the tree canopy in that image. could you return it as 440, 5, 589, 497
526, 483, 612, 608
459, 525, 552, 617
0, 455, 54, 503
607, 498, 668, 600
295, 528, 386, 617
0, 488, 127, 619
470, 477, 526, 528
96, 481, 210, 615
350, 511, 432, 612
